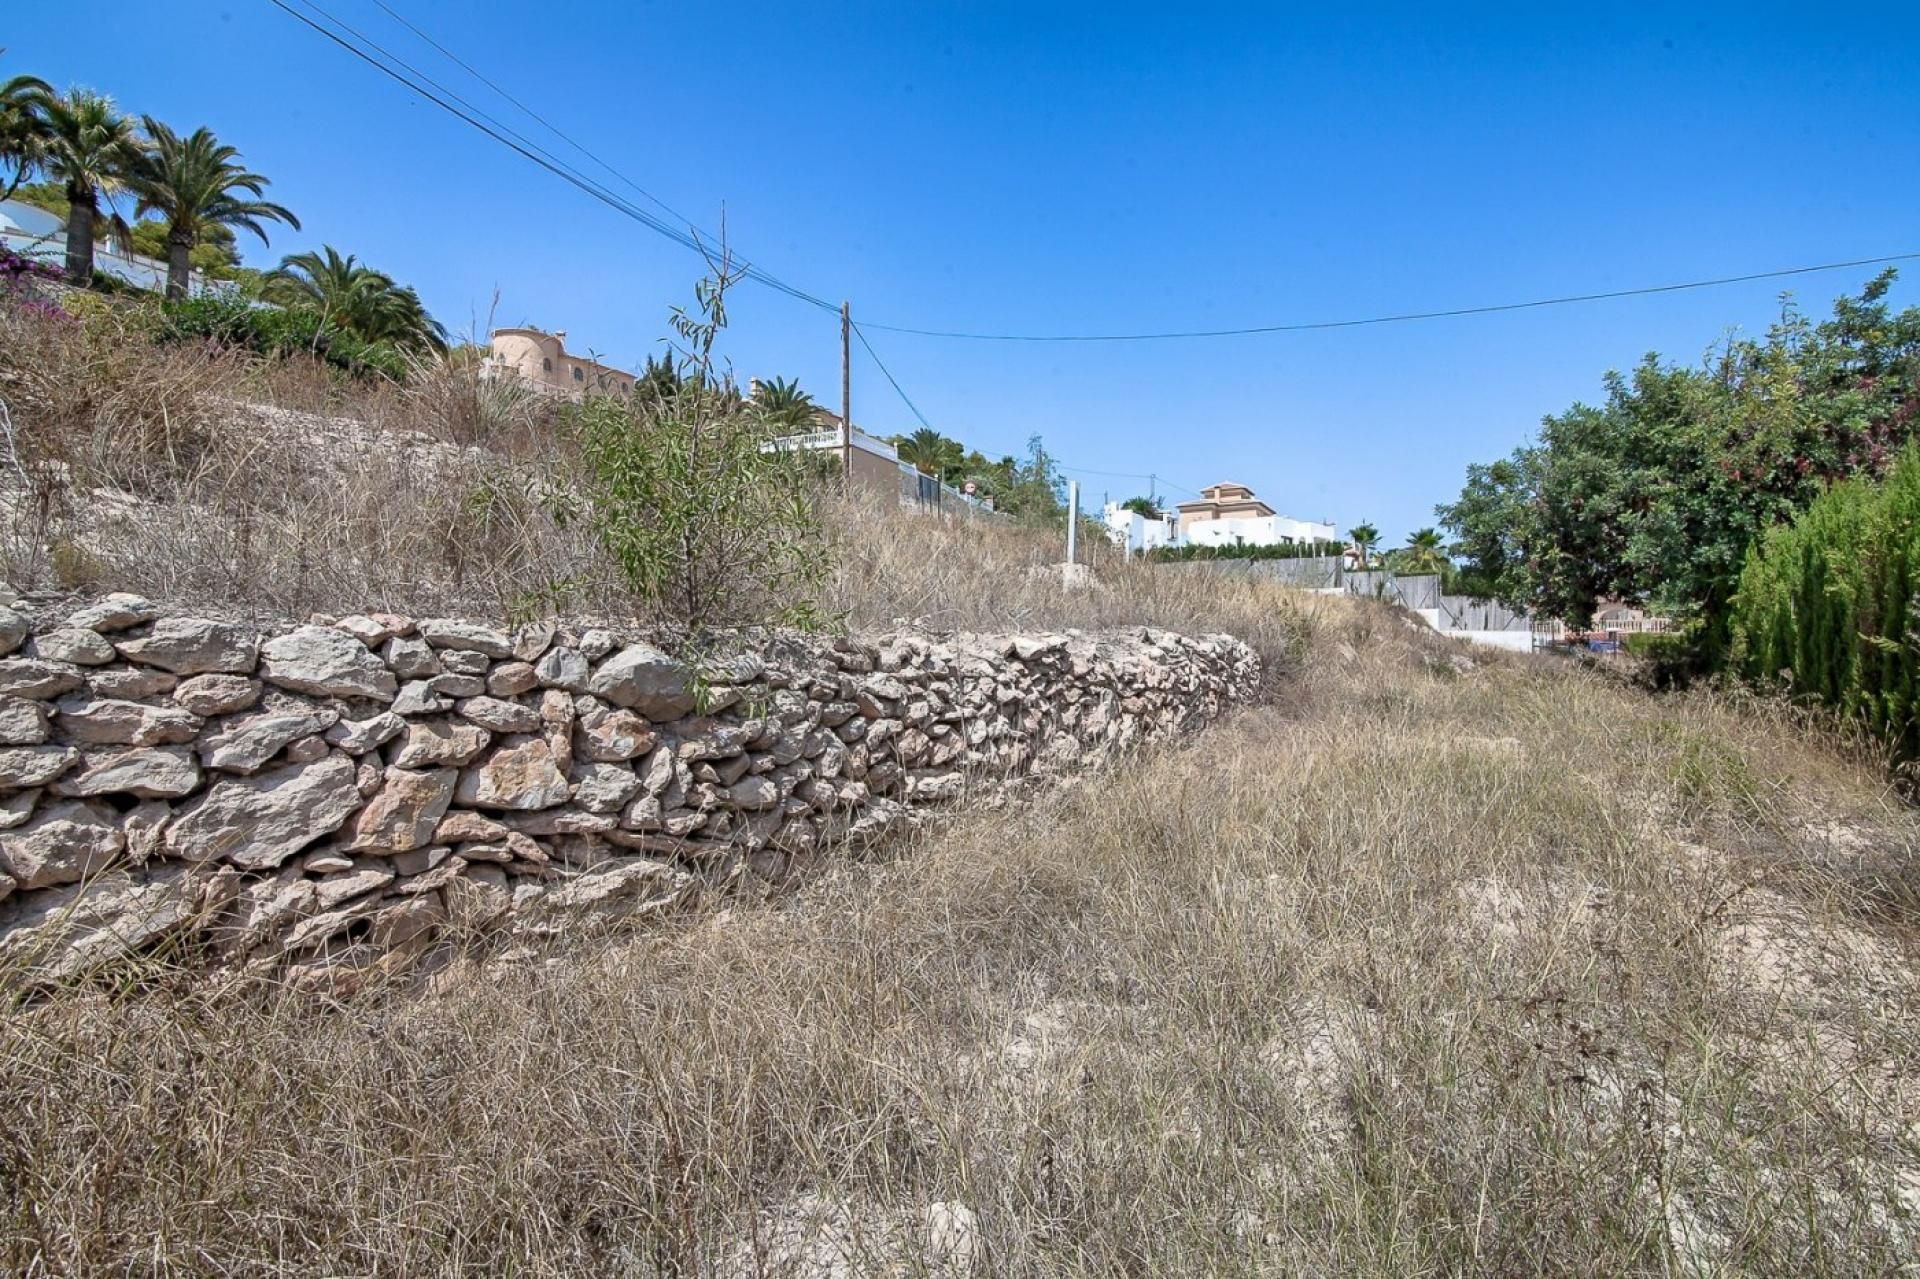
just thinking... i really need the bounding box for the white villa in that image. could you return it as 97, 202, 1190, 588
1103, 481, 1335, 554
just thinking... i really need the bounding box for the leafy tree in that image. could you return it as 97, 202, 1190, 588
995, 436, 1067, 525
1346, 522, 1380, 568
1440, 273, 1920, 631
0, 63, 51, 202
38, 88, 141, 284
634, 350, 683, 403
128, 117, 297, 301
1433, 454, 1538, 604
752, 375, 816, 430
1120, 495, 1162, 517
8, 180, 66, 218
265, 246, 446, 352
125, 218, 236, 273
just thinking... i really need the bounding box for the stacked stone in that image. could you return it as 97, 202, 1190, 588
0, 592, 1257, 984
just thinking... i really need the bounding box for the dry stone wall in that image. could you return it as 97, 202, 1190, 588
0, 592, 1257, 986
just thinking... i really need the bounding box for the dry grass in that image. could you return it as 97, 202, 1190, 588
3, 598, 1917, 1275
823, 496, 1305, 673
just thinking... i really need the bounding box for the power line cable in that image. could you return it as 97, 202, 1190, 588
269, 0, 840, 313
853, 253, 1920, 342
365, 0, 693, 230
847, 321, 933, 431
852, 321, 1207, 498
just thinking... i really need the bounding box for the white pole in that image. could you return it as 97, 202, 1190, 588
1065, 480, 1079, 565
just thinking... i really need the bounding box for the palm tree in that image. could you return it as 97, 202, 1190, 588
38, 88, 141, 284
0, 68, 52, 202
894, 427, 964, 481
1347, 522, 1381, 569
1397, 526, 1448, 575
264, 246, 446, 351
753, 375, 816, 430
129, 118, 298, 301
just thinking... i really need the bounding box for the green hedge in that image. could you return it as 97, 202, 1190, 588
1730, 446, 1920, 761
1622, 631, 1689, 660
1146, 539, 1345, 563
158, 295, 408, 381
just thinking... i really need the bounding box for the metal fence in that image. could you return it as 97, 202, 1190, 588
1170, 561, 1541, 633
897, 460, 1003, 521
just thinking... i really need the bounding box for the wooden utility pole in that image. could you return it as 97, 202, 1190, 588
839, 301, 852, 483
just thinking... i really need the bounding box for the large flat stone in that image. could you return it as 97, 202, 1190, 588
260, 626, 399, 701
172, 674, 261, 716
66, 593, 160, 632
418, 619, 514, 658
391, 718, 491, 768
165, 754, 361, 870
0, 744, 78, 788
198, 706, 338, 773
345, 766, 456, 851
588, 643, 696, 720
0, 658, 84, 699
49, 746, 200, 799
453, 735, 571, 810
55, 696, 203, 746
0, 799, 124, 889
0, 865, 208, 981
115, 618, 259, 675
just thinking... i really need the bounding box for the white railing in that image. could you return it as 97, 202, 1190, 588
3, 228, 233, 298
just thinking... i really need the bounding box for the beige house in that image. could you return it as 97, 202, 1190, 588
481, 327, 636, 398
1170, 482, 1337, 550
1174, 481, 1277, 524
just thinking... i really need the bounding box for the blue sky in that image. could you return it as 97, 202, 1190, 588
9, 3, 1918, 541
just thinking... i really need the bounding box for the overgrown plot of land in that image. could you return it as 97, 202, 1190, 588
3, 601, 1918, 1275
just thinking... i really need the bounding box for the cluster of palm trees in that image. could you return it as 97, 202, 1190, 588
1344, 523, 1450, 574
0, 66, 443, 353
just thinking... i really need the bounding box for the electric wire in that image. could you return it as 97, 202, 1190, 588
852, 321, 1205, 497
269, 0, 840, 312
365, 0, 694, 231
852, 253, 1920, 342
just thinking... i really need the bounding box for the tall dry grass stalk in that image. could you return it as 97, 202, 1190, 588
2, 599, 1916, 1274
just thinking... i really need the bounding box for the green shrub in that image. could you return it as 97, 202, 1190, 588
1622, 631, 1688, 660
1621, 629, 1699, 688
1729, 445, 1920, 762
158, 294, 408, 380
562, 270, 834, 631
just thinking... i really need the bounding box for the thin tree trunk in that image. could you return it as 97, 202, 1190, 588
63, 188, 94, 284
165, 226, 192, 301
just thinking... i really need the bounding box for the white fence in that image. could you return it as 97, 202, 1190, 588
2, 226, 229, 299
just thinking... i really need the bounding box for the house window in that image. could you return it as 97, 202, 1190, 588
572, 366, 584, 383
541, 357, 552, 372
